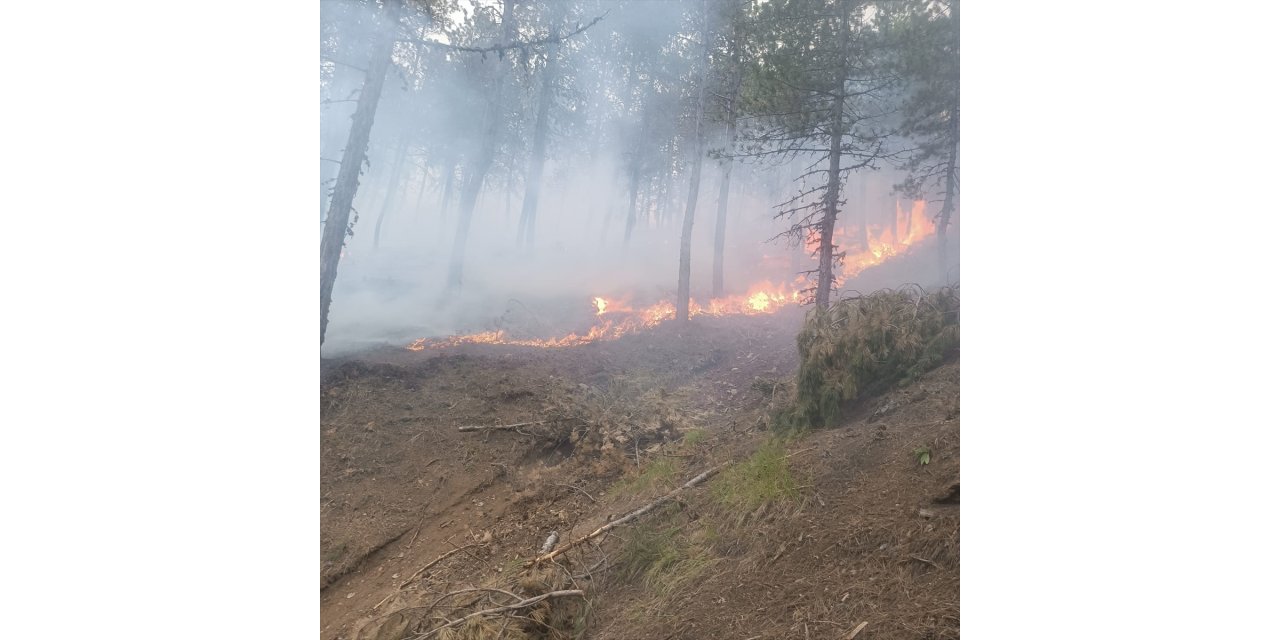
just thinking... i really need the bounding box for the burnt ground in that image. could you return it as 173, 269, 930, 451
320, 307, 959, 640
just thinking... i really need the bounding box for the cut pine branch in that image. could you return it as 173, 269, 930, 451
418, 590, 586, 639
457, 421, 545, 432
530, 463, 728, 565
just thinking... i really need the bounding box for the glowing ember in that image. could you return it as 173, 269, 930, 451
406, 338, 427, 352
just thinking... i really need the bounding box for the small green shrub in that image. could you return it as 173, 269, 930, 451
775, 285, 960, 431
913, 446, 932, 466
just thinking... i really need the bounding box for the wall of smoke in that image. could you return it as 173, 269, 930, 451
319, 0, 952, 353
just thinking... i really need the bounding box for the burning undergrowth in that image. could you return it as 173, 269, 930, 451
408, 283, 804, 352
397, 199, 942, 354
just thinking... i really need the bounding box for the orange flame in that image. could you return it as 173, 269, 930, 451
405, 199, 936, 351
409, 283, 803, 351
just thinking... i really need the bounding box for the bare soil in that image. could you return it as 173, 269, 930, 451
320, 308, 958, 640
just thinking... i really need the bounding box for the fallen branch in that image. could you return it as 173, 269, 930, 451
458, 421, 545, 433
415, 590, 586, 639
399, 543, 481, 589
531, 463, 728, 565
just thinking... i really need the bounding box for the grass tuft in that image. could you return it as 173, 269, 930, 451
607, 457, 679, 499
616, 518, 716, 597
712, 439, 799, 514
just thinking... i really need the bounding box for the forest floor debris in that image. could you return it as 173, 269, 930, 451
321, 307, 958, 640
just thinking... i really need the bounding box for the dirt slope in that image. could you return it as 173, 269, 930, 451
320, 309, 958, 640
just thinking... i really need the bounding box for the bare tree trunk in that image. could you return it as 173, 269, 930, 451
624, 162, 641, 245
505, 165, 513, 224
447, 0, 516, 291
854, 173, 869, 253
413, 158, 429, 212
815, 2, 851, 311
373, 136, 410, 250
937, 1, 960, 282
938, 124, 958, 279
321, 61, 362, 219
320, 0, 400, 345
712, 29, 741, 299
711, 150, 733, 298
439, 158, 455, 217
517, 39, 559, 250
660, 171, 670, 229
676, 0, 712, 324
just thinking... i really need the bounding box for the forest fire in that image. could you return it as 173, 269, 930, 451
409, 283, 802, 350
844, 199, 936, 279
404, 199, 935, 352
804, 199, 936, 284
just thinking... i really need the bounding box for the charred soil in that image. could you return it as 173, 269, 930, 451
320, 308, 958, 640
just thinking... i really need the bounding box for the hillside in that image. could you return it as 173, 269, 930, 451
320, 308, 959, 640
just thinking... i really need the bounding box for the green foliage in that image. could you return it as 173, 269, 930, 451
713, 439, 799, 512
913, 446, 931, 466
879, 0, 960, 203
681, 428, 709, 448
775, 286, 960, 431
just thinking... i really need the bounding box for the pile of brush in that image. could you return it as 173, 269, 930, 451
775, 285, 960, 430
360, 566, 588, 640
529, 377, 685, 460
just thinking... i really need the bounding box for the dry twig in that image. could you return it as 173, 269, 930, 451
554, 483, 599, 503
532, 463, 727, 565
399, 543, 481, 589
844, 621, 869, 639
458, 421, 545, 432
413, 590, 586, 639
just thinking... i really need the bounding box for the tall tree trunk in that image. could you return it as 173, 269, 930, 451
439, 158, 455, 217
447, 0, 516, 290
517, 39, 559, 250
321, 61, 362, 220
815, 1, 851, 311
413, 158, 429, 212
938, 120, 958, 279
624, 161, 641, 245
712, 27, 742, 299
504, 165, 513, 224
373, 136, 410, 250
676, 0, 712, 323
656, 172, 668, 228
937, 0, 960, 282
320, 0, 400, 345
710, 145, 733, 298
